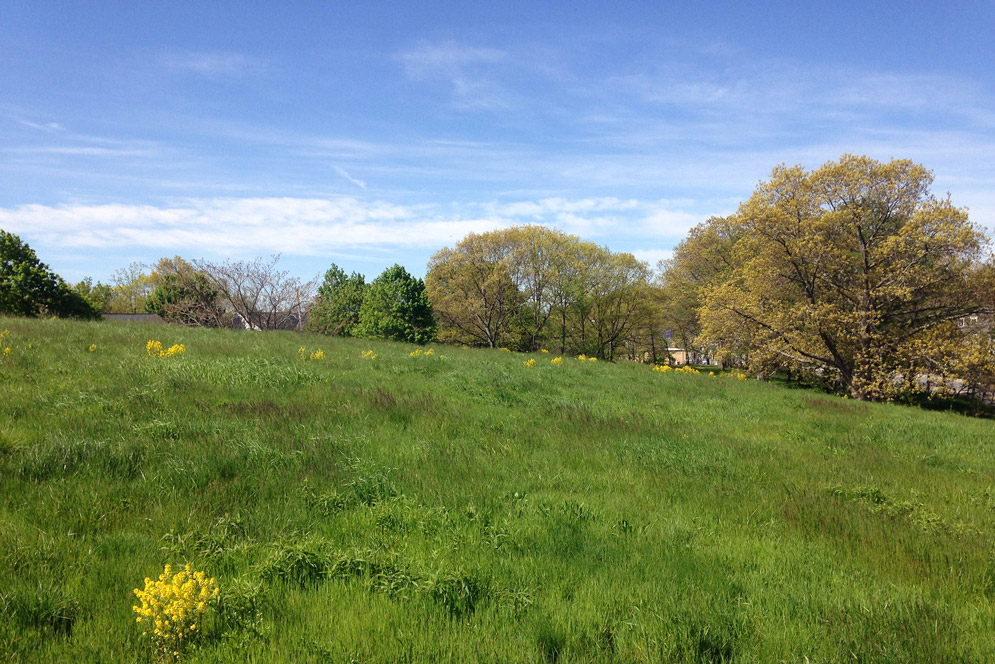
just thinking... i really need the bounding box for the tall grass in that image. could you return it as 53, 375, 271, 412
1, 316, 994, 662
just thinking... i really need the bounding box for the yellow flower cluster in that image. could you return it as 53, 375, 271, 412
2, 347, 9, 359
550, 357, 563, 366
500, 347, 511, 352
146, 340, 186, 358
575, 354, 598, 362
1, 329, 10, 359
409, 348, 436, 357
89, 344, 97, 352
653, 364, 702, 375
361, 350, 377, 360
297, 347, 326, 361
133, 563, 218, 658
523, 358, 537, 367
540, 349, 549, 354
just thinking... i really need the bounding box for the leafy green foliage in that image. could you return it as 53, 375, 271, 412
355, 264, 436, 343
145, 256, 228, 327
306, 263, 366, 336
72, 278, 114, 313
0, 230, 99, 320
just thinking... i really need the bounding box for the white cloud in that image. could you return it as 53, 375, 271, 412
159, 51, 268, 78
398, 41, 513, 109
631, 248, 673, 267
400, 41, 507, 79
333, 166, 367, 189
0, 196, 706, 259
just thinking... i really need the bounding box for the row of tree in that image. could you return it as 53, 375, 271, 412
426, 226, 655, 359
4, 154, 992, 402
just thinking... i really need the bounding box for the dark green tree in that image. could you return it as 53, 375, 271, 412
73, 277, 115, 313
306, 264, 367, 336
145, 256, 228, 327
355, 264, 436, 343
0, 230, 99, 320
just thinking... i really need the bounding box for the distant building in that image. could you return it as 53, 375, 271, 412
102, 313, 165, 324
230, 312, 303, 331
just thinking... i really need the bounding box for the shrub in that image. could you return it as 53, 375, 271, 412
133, 564, 218, 659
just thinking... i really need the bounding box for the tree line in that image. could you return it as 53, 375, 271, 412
3, 154, 993, 402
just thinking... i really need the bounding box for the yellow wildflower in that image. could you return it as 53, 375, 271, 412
409, 349, 423, 357
133, 563, 217, 658
361, 350, 377, 360
550, 357, 563, 366
523, 358, 537, 368
540, 349, 549, 353
310, 349, 326, 361
88, 344, 97, 352
146, 340, 186, 358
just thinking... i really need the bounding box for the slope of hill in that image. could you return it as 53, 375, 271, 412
2, 317, 994, 663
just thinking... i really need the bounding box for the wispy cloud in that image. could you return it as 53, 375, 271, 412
159, 51, 268, 78
332, 166, 367, 189
19, 120, 65, 132
0, 195, 705, 259
399, 41, 512, 109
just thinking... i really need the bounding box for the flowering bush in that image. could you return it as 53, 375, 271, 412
523, 358, 536, 368
147, 340, 186, 358
550, 357, 563, 366
133, 563, 218, 660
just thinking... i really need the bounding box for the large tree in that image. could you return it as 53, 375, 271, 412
0, 230, 99, 320
355, 264, 436, 344
196, 255, 316, 330
306, 264, 367, 336
698, 155, 992, 400
425, 231, 521, 348
145, 256, 229, 327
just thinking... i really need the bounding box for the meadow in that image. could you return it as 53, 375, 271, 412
1, 316, 994, 663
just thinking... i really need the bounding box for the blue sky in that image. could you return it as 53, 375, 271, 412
2, 1, 993, 284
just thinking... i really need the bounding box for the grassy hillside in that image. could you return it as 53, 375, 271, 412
1, 316, 994, 663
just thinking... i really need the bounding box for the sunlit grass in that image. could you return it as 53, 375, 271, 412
1, 315, 994, 662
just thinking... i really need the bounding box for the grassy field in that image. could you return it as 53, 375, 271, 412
1, 316, 994, 663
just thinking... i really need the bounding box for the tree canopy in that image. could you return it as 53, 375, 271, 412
145, 256, 228, 327
0, 230, 100, 320
355, 264, 436, 344
682, 155, 993, 400
307, 264, 367, 336
426, 226, 650, 359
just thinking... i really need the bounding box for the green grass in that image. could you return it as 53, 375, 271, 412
1, 316, 994, 662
